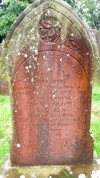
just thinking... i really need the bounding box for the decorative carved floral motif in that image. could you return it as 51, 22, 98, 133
39, 15, 61, 43
64, 34, 82, 54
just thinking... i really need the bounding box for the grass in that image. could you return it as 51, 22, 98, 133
0, 96, 11, 166
91, 85, 100, 157
92, 85, 100, 103
0, 85, 100, 166
91, 119, 100, 157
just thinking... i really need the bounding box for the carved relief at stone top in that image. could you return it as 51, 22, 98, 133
39, 14, 61, 43
64, 34, 82, 54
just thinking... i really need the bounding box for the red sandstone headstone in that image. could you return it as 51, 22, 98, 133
4, 0, 98, 166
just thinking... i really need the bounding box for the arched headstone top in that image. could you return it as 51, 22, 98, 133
3, 0, 98, 76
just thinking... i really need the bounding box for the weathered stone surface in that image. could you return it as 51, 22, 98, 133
0, 77, 8, 95
94, 30, 100, 82
4, 0, 98, 166
94, 30, 100, 56
1, 163, 100, 178
0, 44, 8, 95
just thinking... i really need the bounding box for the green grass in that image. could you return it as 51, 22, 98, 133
0, 95, 11, 166
92, 85, 100, 103
91, 85, 100, 157
0, 85, 100, 166
91, 119, 100, 157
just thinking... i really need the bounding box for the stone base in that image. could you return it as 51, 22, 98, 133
0, 155, 100, 178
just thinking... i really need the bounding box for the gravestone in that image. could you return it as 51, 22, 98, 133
94, 30, 100, 82
94, 30, 100, 56
4, 0, 98, 166
0, 77, 8, 95
0, 44, 8, 94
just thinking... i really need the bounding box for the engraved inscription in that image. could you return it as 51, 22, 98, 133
13, 51, 88, 157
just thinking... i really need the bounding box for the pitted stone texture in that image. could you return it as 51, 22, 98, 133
0, 44, 8, 95
3, 0, 98, 166
94, 30, 100, 82
1, 164, 100, 178
94, 30, 100, 57
0, 77, 8, 95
